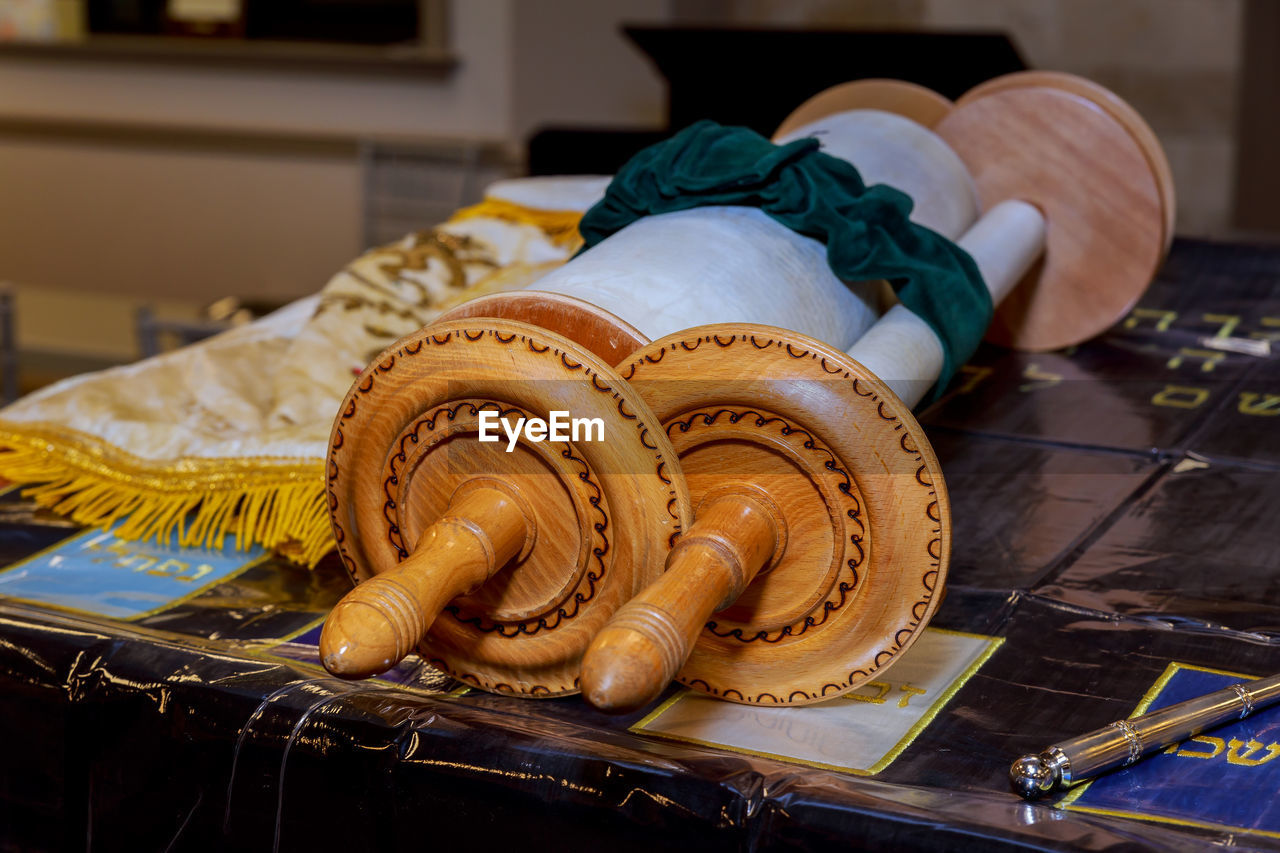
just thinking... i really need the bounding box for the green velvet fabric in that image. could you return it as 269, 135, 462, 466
577, 120, 992, 401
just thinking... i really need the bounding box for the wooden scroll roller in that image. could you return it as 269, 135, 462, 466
319, 80, 947, 694
319, 315, 692, 695
412, 79, 981, 701
576, 72, 1174, 712
322, 74, 1171, 705
319, 142, 898, 693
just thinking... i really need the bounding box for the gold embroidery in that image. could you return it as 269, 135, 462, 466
1152, 385, 1211, 409
1166, 348, 1226, 372
1202, 313, 1241, 338
846, 680, 892, 704
1226, 738, 1280, 767
448, 197, 585, 250
1239, 392, 1280, 417
0, 197, 580, 567
1018, 363, 1062, 392
371, 230, 497, 300
953, 365, 992, 395
1171, 735, 1225, 759
1125, 308, 1177, 332
315, 230, 498, 324
897, 684, 927, 708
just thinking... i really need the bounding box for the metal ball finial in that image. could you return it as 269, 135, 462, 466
1010, 754, 1056, 799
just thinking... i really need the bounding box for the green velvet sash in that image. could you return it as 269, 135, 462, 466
577, 120, 991, 401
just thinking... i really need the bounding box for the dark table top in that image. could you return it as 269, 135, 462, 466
3, 237, 1280, 852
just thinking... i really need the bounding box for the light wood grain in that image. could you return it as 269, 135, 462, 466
329, 71, 1169, 708
774, 78, 954, 139
437, 290, 649, 367
958, 70, 1176, 252
582, 324, 950, 709
581, 484, 783, 712
772, 72, 1170, 353
935, 84, 1165, 351
323, 317, 690, 696
321, 483, 531, 678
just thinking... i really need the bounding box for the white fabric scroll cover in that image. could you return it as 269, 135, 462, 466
0, 177, 606, 564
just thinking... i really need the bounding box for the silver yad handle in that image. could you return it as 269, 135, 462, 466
1011, 672, 1280, 799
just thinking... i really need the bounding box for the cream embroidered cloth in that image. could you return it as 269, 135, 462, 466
0, 176, 608, 564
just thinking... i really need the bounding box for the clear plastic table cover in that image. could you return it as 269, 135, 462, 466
3, 237, 1280, 851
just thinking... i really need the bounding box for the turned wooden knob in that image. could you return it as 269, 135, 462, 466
581, 485, 784, 712
321, 484, 531, 678
580, 324, 950, 709
325, 317, 690, 696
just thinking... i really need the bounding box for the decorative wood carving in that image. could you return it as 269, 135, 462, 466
437, 290, 649, 367
581, 325, 949, 710
324, 71, 1172, 712
321, 317, 691, 695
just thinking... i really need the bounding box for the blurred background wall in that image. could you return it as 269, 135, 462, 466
671, 0, 1244, 237
0, 0, 667, 375
0, 0, 1266, 386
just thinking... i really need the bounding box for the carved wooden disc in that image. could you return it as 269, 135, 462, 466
621, 324, 950, 705
935, 84, 1165, 352
436, 290, 650, 367
327, 317, 690, 696
773, 78, 954, 140
958, 71, 1176, 252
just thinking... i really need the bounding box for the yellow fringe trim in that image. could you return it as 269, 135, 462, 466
0, 423, 332, 567
0, 200, 585, 568
448, 196, 585, 251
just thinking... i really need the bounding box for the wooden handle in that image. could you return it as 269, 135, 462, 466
848, 199, 1047, 409
955, 199, 1047, 308
320, 484, 531, 679
935, 79, 1166, 350
580, 486, 782, 713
